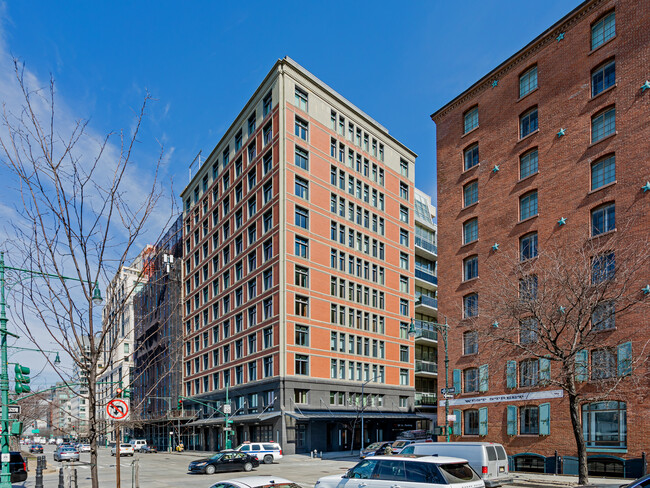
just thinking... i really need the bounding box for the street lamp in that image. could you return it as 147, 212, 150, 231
409, 317, 450, 442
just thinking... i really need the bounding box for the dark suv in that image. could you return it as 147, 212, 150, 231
0, 452, 28, 482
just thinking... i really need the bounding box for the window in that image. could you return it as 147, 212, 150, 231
592, 253, 615, 283
463, 331, 478, 355
263, 123, 272, 145
463, 143, 479, 170
463, 181, 478, 207
520, 149, 538, 179
400, 182, 409, 200
591, 155, 615, 190
295, 235, 308, 258
235, 131, 242, 152
295, 265, 308, 288
295, 146, 308, 170
263, 210, 273, 233
520, 232, 538, 261
263, 356, 273, 377
263, 181, 272, 204
399, 299, 409, 316
592, 60, 615, 97
400, 160, 409, 177
294, 389, 308, 404
295, 117, 308, 140
592, 203, 615, 236
463, 293, 478, 318
399, 252, 409, 270
295, 176, 309, 199
400, 345, 409, 362
464, 106, 478, 133
592, 301, 615, 331
520, 318, 539, 344
592, 107, 615, 142
399, 229, 409, 247
520, 275, 538, 301
263, 91, 272, 116
591, 11, 615, 50
295, 206, 309, 229
263, 327, 273, 348
592, 348, 616, 379
248, 113, 256, 136
520, 191, 538, 220
295, 354, 309, 375
399, 369, 409, 386
263, 239, 273, 261
520, 406, 540, 435
263, 297, 273, 319
263, 269, 273, 290
520, 107, 538, 138
464, 410, 479, 435
464, 368, 478, 392
519, 66, 538, 98
520, 359, 539, 387
463, 218, 478, 244
263, 151, 273, 174
399, 205, 409, 223
295, 325, 309, 347
463, 255, 478, 281
295, 295, 309, 317
295, 86, 308, 111
582, 401, 626, 448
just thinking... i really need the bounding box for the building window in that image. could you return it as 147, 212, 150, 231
464, 368, 479, 392
592, 253, 615, 283
295, 265, 309, 288
519, 66, 538, 98
520, 149, 538, 179
592, 301, 615, 331
295, 235, 308, 258
263, 210, 273, 232
399, 229, 409, 247
520, 406, 540, 435
263, 181, 273, 204
263, 356, 273, 377
463, 331, 478, 355
592, 348, 617, 380
464, 409, 479, 435
295, 206, 309, 230
463, 181, 478, 207
463, 218, 478, 245
295, 176, 309, 199
263, 123, 273, 145
592, 203, 615, 236
463, 255, 478, 281
463, 293, 478, 318
399, 369, 409, 386
520, 275, 538, 301
591, 11, 615, 50
294, 389, 308, 404
399, 252, 409, 270
520, 232, 538, 261
263, 92, 272, 116
295, 295, 309, 317
464, 106, 478, 134
592, 107, 615, 143
295, 117, 308, 141
295, 146, 309, 170
520, 107, 538, 138
591, 155, 615, 190
463, 143, 479, 171
295, 325, 309, 347
400, 345, 409, 362
592, 60, 615, 97
248, 114, 256, 135
295, 354, 309, 375
400, 159, 409, 177
263, 151, 273, 174
399, 299, 409, 316
582, 401, 626, 448
519, 318, 539, 344
520, 191, 538, 221
295, 87, 308, 111
520, 359, 540, 387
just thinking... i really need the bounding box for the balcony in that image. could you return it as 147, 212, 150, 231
415, 392, 438, 406
415, 360, 438, 375
413, 320, 438, 342
415, 268, 438, 286
416, 295, 438, 311
415, 236, 438, 256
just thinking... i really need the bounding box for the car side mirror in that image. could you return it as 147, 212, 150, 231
344, 470, 351, 479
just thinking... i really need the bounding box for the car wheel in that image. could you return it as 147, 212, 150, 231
244, 462, 253, 472
205, 465, 216, 475
263, 454, 273, 464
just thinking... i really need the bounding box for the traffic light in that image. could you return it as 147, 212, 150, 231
123, 389, 131, 399
177, 398, 183, 410
116, 388, 123, 398
14, 364, 31, 394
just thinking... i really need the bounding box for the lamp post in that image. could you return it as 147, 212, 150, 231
360, 373, 381, 453
409, 317, 450, 442
0, 251, 102, 488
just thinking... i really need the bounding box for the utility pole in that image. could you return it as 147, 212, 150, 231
115, 423, 121, 488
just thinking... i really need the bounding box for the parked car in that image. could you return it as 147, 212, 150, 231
140, 445, 157, 453
621, 475, 650, 488
188, 452, 259, 475
209, 476, 301, 488
360, 442, 394, 458
315, 455, 484, 488
131, 439, 147, 451
29, 444, 44, 453
398, 442, 511, 487
0, 452, 28, 483
48, 438, 57, 445
53, 446, 80, 462
396, 429, 434, 441
235, 442, 283, 464
391, 439, 434, 454
111, 444, 135, 456
79, 444, 91, 453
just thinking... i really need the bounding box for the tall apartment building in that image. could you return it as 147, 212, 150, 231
431, 0, 649, 478
180, 57, 419, 454
412, 189, 439, 428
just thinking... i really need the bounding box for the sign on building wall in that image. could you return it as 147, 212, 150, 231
439, 389, 563, 407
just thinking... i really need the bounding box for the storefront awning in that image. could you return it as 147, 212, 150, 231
284, 411, 427, 421
184, 411, 281, 427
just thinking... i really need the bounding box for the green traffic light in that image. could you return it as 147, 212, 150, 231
14, 363, 31, 395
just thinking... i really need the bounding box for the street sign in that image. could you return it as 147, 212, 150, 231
1, 453, 9, 463
441, 387, 456, 395
7, 405, 20, 415
222, 404, 231, 414
223, 427, 233, 431
444, 394, 454, 399
106, 398, 130, 421
32, 429, 40, 434
447, 414, 457, 422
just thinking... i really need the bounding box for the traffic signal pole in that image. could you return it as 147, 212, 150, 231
1, 252, 12, 488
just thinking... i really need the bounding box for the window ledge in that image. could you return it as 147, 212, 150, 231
460, 239, 479, 248
461, 163, 480, 175
517, 129, 540, 143
588, 36, 617, 56
590, 228, 617, 240
462, 201, 479, 211
518, 215, 539, 225
517, 87, 538, 103
462, 126, 480, 139
590, 83, 617, 101
588, 180, 617, 195
591, 326, 617, 334
518, 171, 539, 183
589, 131, 617, 148
462, 277, 479, 285
462, 352, 479, 358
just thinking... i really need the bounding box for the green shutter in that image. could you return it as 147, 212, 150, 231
539, 358, 551, 384
575, 349, 588, 382
506, 361, 517, 389
539, 403, 550, 436
507, 405, 517, 436
479, 407, 488, 436
453, 369, 462, 393
479, 364, 489, 392
617, 342, 632, 376
453, 409, 462, 436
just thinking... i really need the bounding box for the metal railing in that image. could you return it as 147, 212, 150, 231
415, 268, 438, 285
415, 360, 438, 374
413, 320, 439, 341
415, 236, 438, 255
416, 295, 438, 310
415, 392, 438, 406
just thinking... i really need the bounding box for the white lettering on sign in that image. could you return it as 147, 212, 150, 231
438, 389, 564, 407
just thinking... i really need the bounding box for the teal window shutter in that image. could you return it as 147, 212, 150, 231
479, 407, 488, 436
479, 364, 489, 392
539, 403, 550, 436
453, 409, 462, 436
507, 405, 517, 436
617, 342, 632, 376
575, 349, 588, 382
506, 361, 517, 389
453, 369, 462, 393
539, 358, 551, 384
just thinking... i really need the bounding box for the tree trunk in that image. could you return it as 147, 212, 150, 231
568, 388, 589, 485
88, 371, 99, 488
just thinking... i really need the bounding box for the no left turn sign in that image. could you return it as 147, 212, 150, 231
106, 398, 130, 421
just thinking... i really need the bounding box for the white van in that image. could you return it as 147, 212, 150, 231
399, 442, 511, 487
131, 439, 147, 451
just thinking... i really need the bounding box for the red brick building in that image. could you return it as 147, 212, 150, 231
432, 0, 649, 478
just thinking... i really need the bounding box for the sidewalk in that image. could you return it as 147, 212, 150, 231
509, 472, 628, 488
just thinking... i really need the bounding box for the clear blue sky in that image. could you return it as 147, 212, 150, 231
2, 0, 581, 209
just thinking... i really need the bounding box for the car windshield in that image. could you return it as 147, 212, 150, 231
346, 459, 377, 479
209, 453, 225, 460
392, 441, 409, 448
365, 442, 383, 450
438, 463, 481, 484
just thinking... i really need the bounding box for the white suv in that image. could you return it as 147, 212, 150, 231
235, 442, 283, 464
111, 444, 134, 457
315, 455, 484, 488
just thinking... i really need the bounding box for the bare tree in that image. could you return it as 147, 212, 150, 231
0, 60, 174, 488
476, 230, 650, 485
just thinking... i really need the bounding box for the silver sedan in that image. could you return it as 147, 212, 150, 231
53, 447, 80, 462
